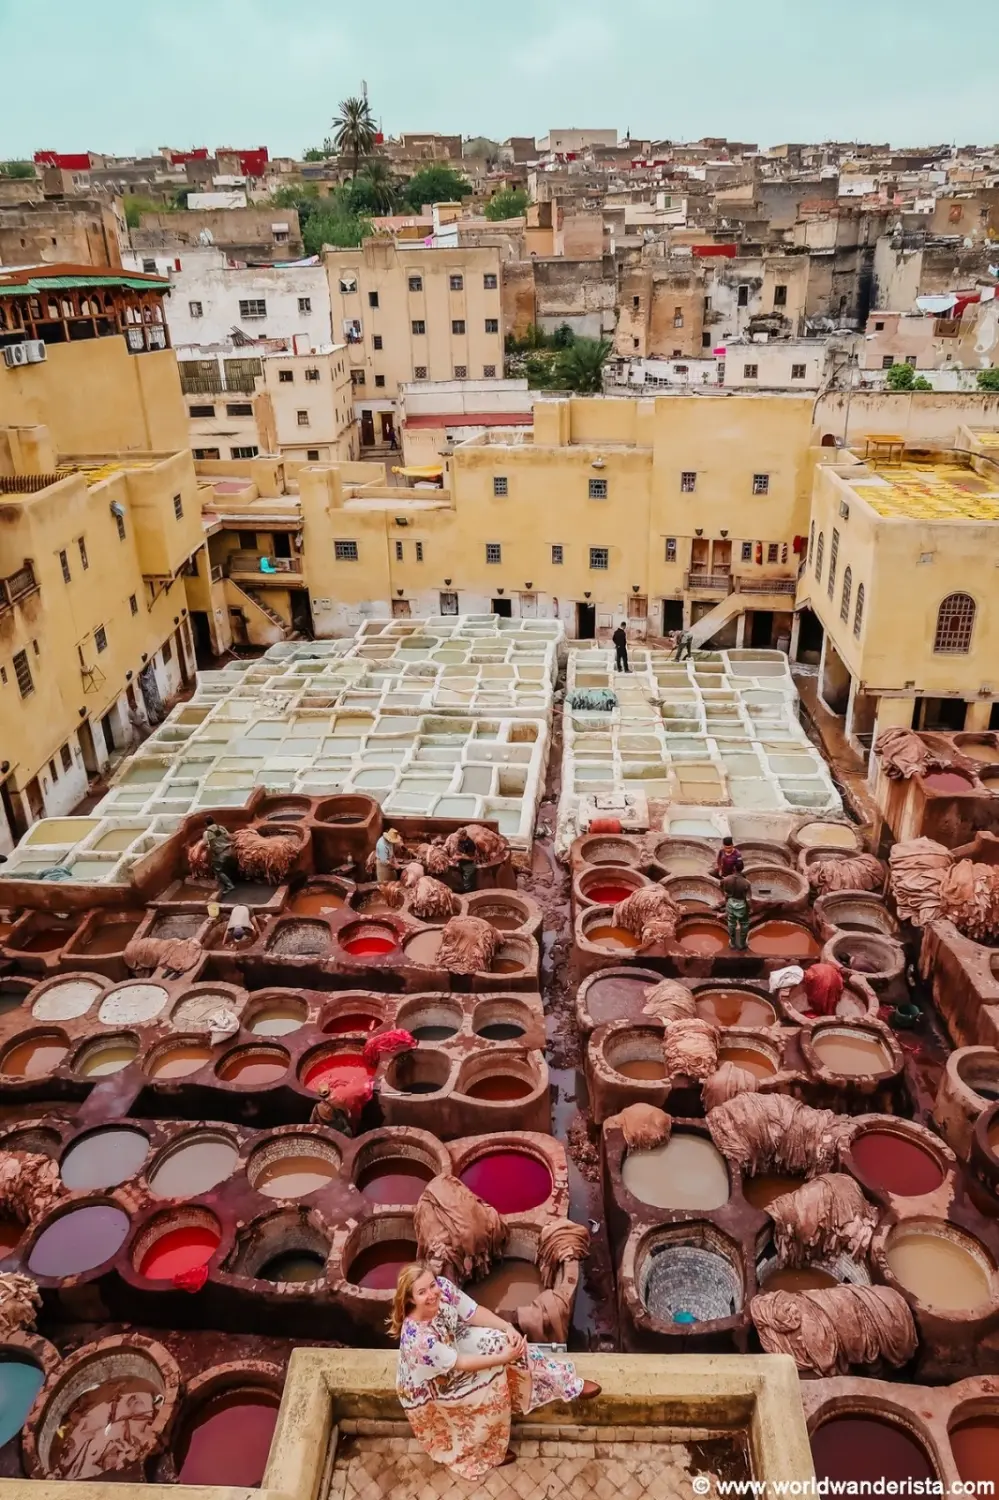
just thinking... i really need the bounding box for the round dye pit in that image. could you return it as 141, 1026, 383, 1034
810, 1415, 936, 1483
74, 1036, 139, 1078
31, 977, 103, 1022
347, 1238, 418, 1289
99, 984, 168, 1026
0, 1359, 44, 1446
695, 989, 777, 1028
47, 1373, 162, 1479
340, 923, 398, 958
747, 921, 820, 958
1, 1034, 68, 1078
149, 1133, 238, 1198
655, 844, 715, 877
254, 1154, 338, 1200
586, 924, 641, 952
949, 1412, 999, 1485
247, 1003, 307, 1037
613, 1058, 666, 1080
476, 1020, 526, 1041
322, 1010, 382, 1036
258, 1250, 326, 1283
266, 921, 330, 959
288, 887, 346, 916
28, 1204, 130, 1277
641, 1245, 742, 1325
583, 972, 655, 1026
138, 1220, 221, 1280
466, 1258, 545, 1318
850, 1129, 945, 1197
356, 1157, 435, 1205
622, 1136, 729, 1211
460, 1152, 552, 1214
61, 1128, 149, 1191
585, 881, 638, 905
462, 1073, 534, 1101
922, 769, 976, 794
403, 930, 444, 967
795, 821, 859, 850
760, 1264, 839, 1293
719, 1045, 778, 1080
743, 1173, 806, 1210
677, 920, 729, 956
812, 1027, 892, 1077
217, 1048, 289, 1086
146, 1041, 213, 1080
301, 1050, 368, 1093
492, 947, 528, 974
175, 1388, 280, 1487
885, 1225, 994, 1312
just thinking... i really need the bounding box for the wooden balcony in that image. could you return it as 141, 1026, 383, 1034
225, 551, 304, 586
684, 570, 732, 592
733, 574, 797, 596
0, 560, 39, 611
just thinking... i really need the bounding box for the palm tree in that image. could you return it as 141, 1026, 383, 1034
332, 96, 377, 180
555, 338, 612, 394
353, 158, 401, 214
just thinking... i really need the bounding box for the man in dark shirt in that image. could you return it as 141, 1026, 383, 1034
721, 867, 751, 951
714, 835, 743, 879
612, 622, 629, 673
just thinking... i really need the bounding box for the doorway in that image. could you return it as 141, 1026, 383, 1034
795, 607, 823, 665
519, 593, 537, 618
24, 776, 45, 825
913, 698, 967, 732
191, 611, 213, 662
0, 777, 22, 841
391, 599, 412, 618
491, 598, 512, 618
100, 712, 116, 755
360, 411, 375, 446
273, 533, 292, 559
380, 412, 395, 446
291, 592, 314, 635
174, 626, 191, 687
662, 599, 684, 634
78, 720, 99, 776
711, 539, 732, 576
749, 610, 774, 648
689, 538, 709, 577
576, 602, 596, 638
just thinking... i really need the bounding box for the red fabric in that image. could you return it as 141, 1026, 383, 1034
803, 962, 844, 1016
362, 1029, 414, 1066
173, 1264, 209, 1293
589, 818, 622, 833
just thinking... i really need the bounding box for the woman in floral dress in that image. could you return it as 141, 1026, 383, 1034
392, 1262, 599, 1479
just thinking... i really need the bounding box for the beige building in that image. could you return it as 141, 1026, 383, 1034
325, 242, 506, 453
181, 349, 357, 465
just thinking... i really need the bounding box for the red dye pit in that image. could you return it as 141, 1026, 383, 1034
849, 1130, 945, 1197
460, 1151, 552, 1213
348, 1238, 418, 1289
0, 1217, 22, 1255
139, 1223, 220, 1280
922, 770, 976, 794
810, 1416, 936, 1483
464, 1074, 533, 1101
176, 1389, 280, 1487
949, 1414, 999, 1485
322, 1012, 381, 1036
302, 1052, 369, 1092
343, 936, 396, 956
357, 1159, 435, 1204
586, 884, 636, 906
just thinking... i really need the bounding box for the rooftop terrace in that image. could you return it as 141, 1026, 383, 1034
845, 453, 999, 521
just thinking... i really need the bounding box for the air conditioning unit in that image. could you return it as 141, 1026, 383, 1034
2, 344, 29, 368
23, 340, 47, 364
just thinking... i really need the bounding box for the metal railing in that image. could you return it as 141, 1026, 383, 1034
684, 570, 732, 591
0, 560, 38, 610
733, 574, 797, 595
225, 551, 301, 577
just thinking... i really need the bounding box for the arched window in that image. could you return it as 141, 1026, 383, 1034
814, 530, 824, 582
820, 433, 837, 447
808, 520, 815, 564
854, 583, 864, 638
933, 593, 976, 654
840, 566, 852, 623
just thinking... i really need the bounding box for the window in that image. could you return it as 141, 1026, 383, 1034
414, 366, 428, 379
415, 541, 424, 562
452, 319, 466, 334
882, 355, 895, 370
298, 297, 312, 314
483, 364, 496, 377
368, 291, 379, 308
440, 591, 458, 614
162, 639, 172, 664
373, 334, 383, 350
773, 284, 787, 307
94, 625, 107, 653
493, 476, 508, 497
278, 370, 294, 383
552, 544, 564, 565
589, 478, 608, 499
173, 493, 184, 519
854, 583, 865, 638
675, 364, 688, 375
454, 365, 467, 378
449, 274, 463, 291
231, 445, 259, 459
305, 367, 320, 382
239, 299, 266, 319
702, 332, 712, 347
335, 540, 359, 561
59, 549, 71, 584
412, 319, 426, 334
485, 543, 502, 564
78, 537, 89, 570
874, 320, 885, 331
737, 285, 749, 307
767, 543, 779, 563
339, 273, 357, 294
840, 566, 852, 622
791, 364, 806, 380
49, 757, 58, 782
13, 649, 32, 698
741, 541, 753, 562
115, 511, 126, 541
374, 374, 386, 388
129, 593, 138, 615
752, 473, 769, 495
395, 539, 404, 561
808, 521, 814, 563
189, 300, 203, 318
190, 403, 215, 416
827, 527, 839, 598
193, 447, 221, 460
306, 449, 320, 461
933, 592, 976, 654
483, 273, 497, 289
665, 538, 677, 562
408, 275, 423, 292
680, 471, 696, 493
589, 546, 609, 569
297, 410, 310, 425
226, 402, 253, 416
485, 318, 498, 333
351, 370, 365, 387
673, 308, 684, 327
905, 354, 917, 367
815, 530, 824, 581
142, 258, 157, 273
60, 744, 73, 772
744, 363, 759, 379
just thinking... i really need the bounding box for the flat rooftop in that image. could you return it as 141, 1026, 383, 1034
847, 458, 999, 521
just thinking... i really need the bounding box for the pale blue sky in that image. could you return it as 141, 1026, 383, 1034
1, 0, 997, 159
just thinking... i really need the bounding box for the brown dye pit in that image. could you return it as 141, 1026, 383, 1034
0, 1217, 22, 1255
403, 930, 444, 966
147, 1044, 212, 1080
747, 921, 820, 957
1, 1036, 68, 1078
585, 974, 657, 1026
248, 1005, 305, 1037
886, 1230, 993, 1311
466, 1259, 545, 1318
47, 1375, 161, 1480
255, 1156, 337, 1199
348, 1239, 418, 1289
288, 889, 346, 916
357, 1159, 434, 1205
812, 1030, 891, 1076
811, 1416, 936, 1483
10, 924, 75, 953
218, 1050, 289, 1086
695, 991, 777, 1027
949, 1414, 999, 1484
622, 1135, 729, 1210
491, 957, 526, 973
760, 1265, 838, 1292
743, 1173, 806, 1210
613, 1058, 666, 1080
78, 919, 142, 954
258, 1250, 327, 1283
719, 1046, 778, 1080
678, 920, 728, 955
464, 1074, 533, 1101
587, 925, 641, 952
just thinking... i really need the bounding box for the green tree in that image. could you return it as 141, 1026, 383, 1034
303, 207, 372, 255
885, 362, 917, 390
976, 368, 999, 391
401, 164, 473, 211
302, 146, 327, 162
122, 193, 164, 229
349, 159, 401, 215
553, 337, 612, 393
550, 322, 575, 349
484, 186, 529, 221
912, 375, 933, 390
332, 96, 377, 179
0, 161, 35, 179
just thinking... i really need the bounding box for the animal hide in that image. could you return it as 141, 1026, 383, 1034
0, 1272, 41, 1336
888, 838, 952, 926
707, 1094, 852, 1176
642, 979, 696, 1022
230, 827, 300, 882
437, 915, 497, 975
604, 1103, 672, 1150
767, 1173, 878, 1265
663, 1018, 719, 1081
407, 876, 459, 922
701, 1061, 760, 1113
808, 854, 886, 895
123, 936, 203, 976
614, 886, 681, 946
443, 824, 510, 866
414, 1174, 507, 1281
751, 1284, 917, 1376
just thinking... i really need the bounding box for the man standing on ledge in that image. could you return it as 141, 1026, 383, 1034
612, 622, 630, 673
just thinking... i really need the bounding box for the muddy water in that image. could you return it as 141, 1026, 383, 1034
467, 1259, 544, 1318
747, 921, 820, 957
2, 1036, 68, 1077
248, 1005, 305, 1037
403, 930, 443, 966
812, 1030, 891, 1076
696, 991, 777, 1027
357, 1158, 434, 1204
147, 1044, 212, 1080
850, 1130, 944, 1196
584, 974, 654, 1026
922, 770, 976, 794
886, 1232, 993, 1310
348, 1239, 417, 1289
761, 1264, 839, 1292
586, 925, 641, 952
811, 1415, 936, 1483
256, 1155, 337, 1198
288, 889, 346, 916
949, 1414, 999, 1484
743, 1172, 806, 1210
678, 921, 728, 955
79, 920, 141, 955
48, 1375, 161, 1479
613, 1058, 665, 1080
465, 1074, 533, 1100
622, 1135, 729, 1210
258, 1251, 326, 1283
719, 1045, 778, 1079
219, 1050, 289, 1085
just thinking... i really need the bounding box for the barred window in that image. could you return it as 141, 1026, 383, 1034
744, 363, 759, 379
933, 592, 976, 654
415, 541, 424, 562
452, 319, 466, 335
827, 527, 839, 598
412, 319, 426, 334
791, 363, 806, 379
493, 476, 508, 497
752, 473, 769, 495
680, 472, 696, 493
334, 540, 359, 561
815, 531, 824, 582
173, 493, 184, 519
552, 545, 563, 564
61, 744, 73, 772
239, 299, 266, 319
414, 366, 428, 379
741, 541, 753, 562
408, 275, 423, 292
589, 478, 608, 499
840, 566, 852, 622
485, 543, 501, 564
59, 549, 71, 583
589, 547, 609, 569
395, 540, 403, 561
485, 318, 498, 333
483, 273, 497, 289
665, 538, 677, 562
808, 521, 814, 564
78, 536, 89, 571
453, 365, 467, 378
483, 364, 496, 377
94, 625, 108, 653
13, 649, 32, 697
129, 593, 138, 615
854, 583, 865, 638
449, 274, 463, 291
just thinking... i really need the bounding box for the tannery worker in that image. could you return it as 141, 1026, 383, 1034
453, 830, 478, 893
203, 818, 236, 893
225, 904, 254, 944
612, 622, 630, 674
714, 836, 743, 879
375, 826, 404, 883
721, 866, 752, 952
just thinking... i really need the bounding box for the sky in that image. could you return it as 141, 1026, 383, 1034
1, 0, 997, 159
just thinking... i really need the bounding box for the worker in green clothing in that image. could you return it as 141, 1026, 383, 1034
721, 865, 751, 951
203, 817, 237, 893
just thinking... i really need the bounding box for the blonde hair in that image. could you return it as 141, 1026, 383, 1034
388, 1261, 437, 1338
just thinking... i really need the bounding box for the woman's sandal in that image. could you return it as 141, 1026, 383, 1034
578, 1381, 602, 1400
499, 1450, 517, 1466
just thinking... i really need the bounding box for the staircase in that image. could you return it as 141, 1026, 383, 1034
223, 579, 293, 646
688, 576, 798, 649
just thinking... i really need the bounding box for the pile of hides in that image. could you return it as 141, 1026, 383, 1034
707, 1094, 851, 1176
415, 842, 452, 878
437, 915, 497, 975
443, 823, 510, 866
889, 838, 999, 940
0, 1151, 61, 1224
614, 886, 680, 946
48, 1378, 163, 1480
751, 1285, 917, 1376
567, 688, 617, 712
414, 1174, 506, 1281
124, 936, 202, 977
0, 1272, 41, 1337
604, 1103, 672, 1149
663, 1018, 719, 1081
376, 881, 406, 909
516, 1220, 591, 1344
702, 1060, 760, 1113
888, 838, 953, 926
407, 876, 459, 922
230, 827, 300, 883
767, 1173, 878, 1265
808, 853, 886, 896
642, 979, 696, 1022
938, 858, 999, 943
802, 962, 845, 1017
875, 727, 974, 781
186, 836, 213, 880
